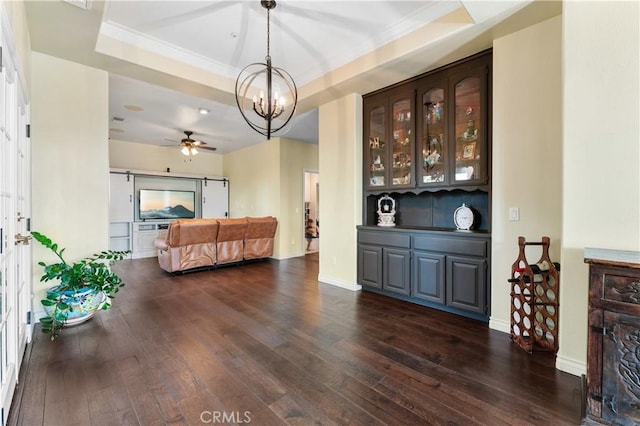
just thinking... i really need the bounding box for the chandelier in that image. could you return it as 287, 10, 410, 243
235, 0, 297, 140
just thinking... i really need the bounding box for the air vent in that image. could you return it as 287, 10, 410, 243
64, 0, 91, 10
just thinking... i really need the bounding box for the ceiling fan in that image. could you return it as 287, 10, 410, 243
178, 131, 217, 156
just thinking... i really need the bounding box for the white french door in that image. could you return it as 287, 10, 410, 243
0, 9, 32, 425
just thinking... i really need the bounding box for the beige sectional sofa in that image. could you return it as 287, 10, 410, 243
154, 216, 278, 273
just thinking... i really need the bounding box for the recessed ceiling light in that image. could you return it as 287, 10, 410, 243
124, 105, 144, 111
198, 108, 210, 115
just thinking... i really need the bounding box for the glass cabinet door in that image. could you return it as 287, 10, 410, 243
419, 87, 446, 185
453, 76, 483, 183
390, 97, 413, 188
367, 104, 387, 188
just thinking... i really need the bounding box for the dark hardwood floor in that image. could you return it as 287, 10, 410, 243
10, 253, 583, 425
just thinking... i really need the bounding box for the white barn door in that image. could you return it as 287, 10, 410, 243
201, 178, 229, 219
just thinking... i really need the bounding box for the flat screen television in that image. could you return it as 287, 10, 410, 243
139, 189, 196, 220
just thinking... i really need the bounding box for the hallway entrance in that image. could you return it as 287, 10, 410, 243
303, 170, 319, 254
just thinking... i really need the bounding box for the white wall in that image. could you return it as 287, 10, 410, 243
31, 52, 110, 308
558, 1, 640, 375
109, 139, 223, 176
318, 93, 362, 290
490, 17, 563, 334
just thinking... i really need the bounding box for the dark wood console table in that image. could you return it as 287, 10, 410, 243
584, 248, 640, 425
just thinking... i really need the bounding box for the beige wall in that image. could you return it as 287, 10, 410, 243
490, 17, 563, 337
31, 52, 110, 312
317, 93, 362, 290
109, 139, 224, 176
557, 1, 640, 375
222, 137, 318, 259
223, 138, 280, 218
278, 138, 319, 258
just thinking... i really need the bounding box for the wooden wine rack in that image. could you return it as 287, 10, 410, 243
508, 236, 560, 353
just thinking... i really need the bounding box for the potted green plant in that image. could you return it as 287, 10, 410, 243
31, 231, 130, 339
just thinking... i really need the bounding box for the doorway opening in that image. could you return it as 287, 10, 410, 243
304, 170, 319, 254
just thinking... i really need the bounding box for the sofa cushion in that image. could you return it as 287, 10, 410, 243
168, 218, 219, 246
245, 216, 277, 259
216, 218, 249, 264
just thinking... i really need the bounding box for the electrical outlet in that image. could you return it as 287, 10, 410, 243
509, 207, 520, 221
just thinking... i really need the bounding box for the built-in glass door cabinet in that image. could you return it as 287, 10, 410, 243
359, 50, 492, 322
417, 81, 448, 186
364, 86, 415, 190
390, 93, 414, 188
365, 93, 387, 189
417, 61, 489, 188
451, 67, 488, 186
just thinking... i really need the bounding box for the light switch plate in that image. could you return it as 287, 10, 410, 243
509, 207, 520, 221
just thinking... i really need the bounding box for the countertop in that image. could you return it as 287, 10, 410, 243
584, 247, 640, 269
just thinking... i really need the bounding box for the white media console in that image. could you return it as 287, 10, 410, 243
109, 169, 229, 259
132, 222, 170, 259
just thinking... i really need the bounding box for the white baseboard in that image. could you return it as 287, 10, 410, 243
273, 251, 306, 260
317, 274, 361, 291
555, 355, 586, 377
32, 307, 45, 324
489, 317, 510, 334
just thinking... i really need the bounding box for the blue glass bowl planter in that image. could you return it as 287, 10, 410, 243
32, 232, 130, 339
43, 285, 106, 326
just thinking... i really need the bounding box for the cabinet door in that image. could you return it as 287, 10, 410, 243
601, 310, 640, 425
417, 82, 448, 186
383, 248, 411, 296
364, 94, 388, 190
358, 245, 382, 288
109, 173, 134, 222
389, 91, 415, 189
446, 256, 486, 315
451, 65, 489, 185
412, 252, 445, 304
201, 179, 229, 219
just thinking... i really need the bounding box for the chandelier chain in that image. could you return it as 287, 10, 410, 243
266, 7, 271, 60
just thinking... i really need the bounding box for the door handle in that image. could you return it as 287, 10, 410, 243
14, 233, 32, 245
17, 212, 26, 221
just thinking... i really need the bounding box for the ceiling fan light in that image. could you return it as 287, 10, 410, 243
191, 147, 198, 155
181, 146, 190, 156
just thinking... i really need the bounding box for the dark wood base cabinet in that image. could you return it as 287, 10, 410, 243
358, 227, 490, 321
359, 51, 493, 323
584, 248, 640, 426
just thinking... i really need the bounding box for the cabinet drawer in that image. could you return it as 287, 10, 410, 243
413, 236, 487, 257
603, 272, 640, 306
359, 231, 410, 249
